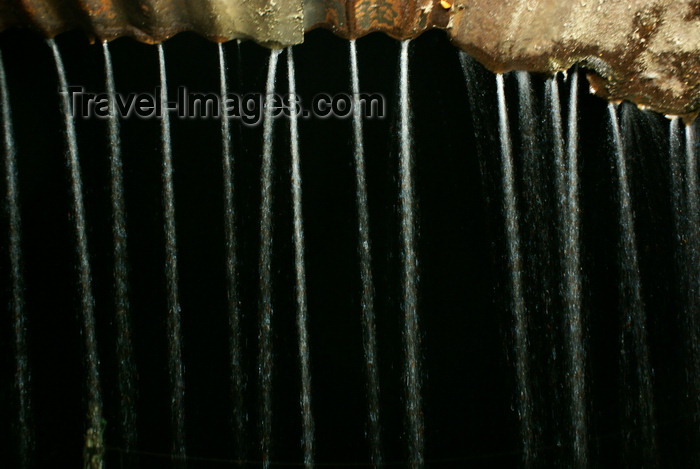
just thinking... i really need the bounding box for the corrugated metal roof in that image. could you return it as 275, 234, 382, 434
0, 0, 305, 47
0, 0, 697, 117
303, 0, 449, 40
449, 0, 700, 119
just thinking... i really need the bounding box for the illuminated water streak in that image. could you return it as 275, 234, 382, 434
458, 52, 496, 196
686, 122, 700, 442
517, 70, 556, 458
103, 40, 138, 452
685, 123, 700, 404
671, 119, 700, 450
350, 38, 383, 467
218, 42, 246, 460
287, 46, 315, 468
157, 43, 187, 465
0, 48, 33, 468
554, 72, 588, 466
49, 38, 104, 469
258, 48, 281, 469
398, 39, 424, 468
609, 103, 657, 465
496, 72, 533, 465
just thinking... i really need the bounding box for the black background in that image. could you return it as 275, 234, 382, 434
0, 27, 698, 467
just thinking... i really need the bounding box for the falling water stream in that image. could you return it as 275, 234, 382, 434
608, 103, 657, 465
103, 41, 138, 453
669, 119, 684, 243
218, 42, 246, 460
157, 43, 187, 465
686, 122, 700, 432
670, 118, 700, 454
350, 39, 383, 467
458, 52, 496, 202
685, 124, 699, 320
516, 70, 557, 459
686, 124, 699, 224
49, 38, 105, 469
496, 72, 533, 465
561, 72, 588, 466
287, 47, 316, 469
1, 49, 33, 468
258, 48, 281, 469
5, 33, 700, 468
398, 39, 424, 468
685, 123, 700, 403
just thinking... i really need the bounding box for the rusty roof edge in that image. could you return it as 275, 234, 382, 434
0, 0, 305, 47
0, 0, 698, 118
446, 0, 700, 122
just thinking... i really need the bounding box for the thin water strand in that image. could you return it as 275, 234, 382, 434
669, 118, 688, 253
49, 38, 105, 469
517, 71, 556, 323
669, 118, 700, 445
1, 48, 33, 468
686, 124, 699, 259
287, 47, 315, 469
350, 39, 383, 467
684, 121, 700, 421
554, 72, 588, 467
158, 43, 187, 465
219, 42, 246, 460
258, 48, 280, 469
236, 40, 244, 90
608, 103, 657, 465
496, 72, 534, 466
398, 40, 424, 469
103, 41, 138, 453
234, 40, 246, 163
518, 71, 560, 457
458, 52, 496, 205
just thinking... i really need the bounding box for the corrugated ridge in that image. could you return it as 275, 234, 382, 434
0, 0, 698, 117
0, 0, 305, 47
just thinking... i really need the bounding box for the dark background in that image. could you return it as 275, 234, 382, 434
0, 27, 697, 467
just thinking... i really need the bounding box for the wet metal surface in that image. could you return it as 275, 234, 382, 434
0, 0, 698, 115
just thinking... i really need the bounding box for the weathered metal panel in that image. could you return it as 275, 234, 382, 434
0, 0, 305, 47
0, 0, 698, 116
448, 0, 700, 119
303, 0, 450, 40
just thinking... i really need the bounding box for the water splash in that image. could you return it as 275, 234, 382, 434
350, 38, 383, 467
157, 43, 186, 465
287, 46, 315, 469
552, 72, 588, 466
608, 103, 657, 466
218, 42, 246, 461
258, 48, 281, 469
103, 40, 138, 453
398, 39, 424, 468
496, 72, 533, 465
49, 38, 105, 469
1, 48, 33, 468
